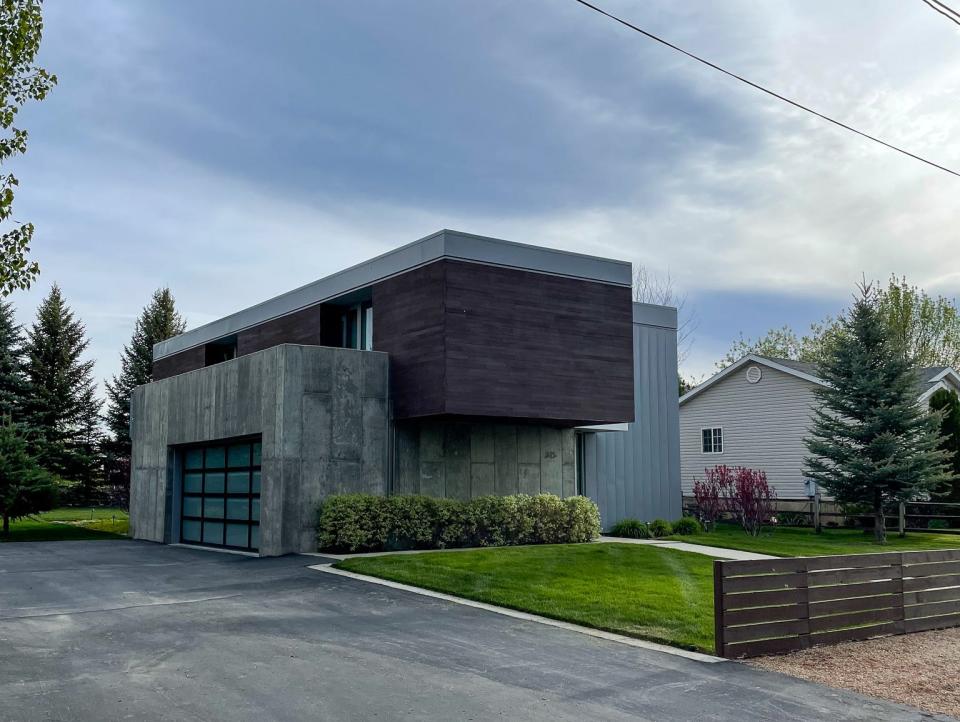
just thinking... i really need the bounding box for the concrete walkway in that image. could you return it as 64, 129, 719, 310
597, 536, 776, 561
310, 537, 775, 562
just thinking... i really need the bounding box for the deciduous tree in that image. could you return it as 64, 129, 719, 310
0, 0, 57, 295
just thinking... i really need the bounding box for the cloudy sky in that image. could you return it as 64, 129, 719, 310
10, 0, 960, 389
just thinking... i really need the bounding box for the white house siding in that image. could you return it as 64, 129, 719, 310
680, 365, 818, 501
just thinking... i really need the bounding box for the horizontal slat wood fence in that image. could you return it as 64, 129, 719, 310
714, 548, 960, 658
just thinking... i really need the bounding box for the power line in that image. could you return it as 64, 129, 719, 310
571, 0, 960, 178
921, 0, 960, 27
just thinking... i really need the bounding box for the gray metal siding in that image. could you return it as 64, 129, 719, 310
679, 365, 817, 500
582, 306, 681, 528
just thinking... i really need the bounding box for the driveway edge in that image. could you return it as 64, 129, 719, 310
310, 563, 725, 664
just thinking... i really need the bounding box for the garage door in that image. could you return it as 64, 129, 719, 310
180, 439, 261, 551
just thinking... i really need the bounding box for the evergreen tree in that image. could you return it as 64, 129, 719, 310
930, 388, 960, 501
21, 284, 102, 485
804, 283, 951, 543
0, 420, 55, 535
0, 301, 28, 419
104, 288, 185, 450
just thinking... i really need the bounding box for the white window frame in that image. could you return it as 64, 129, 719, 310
701, 426, 724, 454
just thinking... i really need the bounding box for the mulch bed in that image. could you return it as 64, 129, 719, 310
749, 627, 960, 719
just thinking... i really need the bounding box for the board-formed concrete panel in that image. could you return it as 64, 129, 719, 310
130, 344, 389, 556
393, 419, 576, 500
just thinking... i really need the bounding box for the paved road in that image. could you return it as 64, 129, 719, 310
0, 541, 948, 721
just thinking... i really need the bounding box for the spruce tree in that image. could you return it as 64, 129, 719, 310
930, 388, 960, 502
0, 420, 55, 535
804, 283, 951, 543
104, 288, 185, 450
21, 284, 102, 485
0, 301, 28, 420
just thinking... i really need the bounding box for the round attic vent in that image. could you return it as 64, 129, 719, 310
746, 365, 762, 384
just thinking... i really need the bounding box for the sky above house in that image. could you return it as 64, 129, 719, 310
10, 0, 960, 389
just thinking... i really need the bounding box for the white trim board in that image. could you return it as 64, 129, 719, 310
311, 564, 724, 664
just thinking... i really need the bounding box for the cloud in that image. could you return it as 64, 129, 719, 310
7, 0, 960, 389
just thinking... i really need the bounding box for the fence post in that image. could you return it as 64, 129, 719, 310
898, 501, 906, 537
892, 553, 905, 635
713, 559, 725, 658
813, 491, 822, 534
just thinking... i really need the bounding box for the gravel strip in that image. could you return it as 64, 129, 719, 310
749, 628, 960, 719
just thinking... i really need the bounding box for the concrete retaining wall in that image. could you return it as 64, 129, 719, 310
393, 419, 576, 499
129, 344, 389, 556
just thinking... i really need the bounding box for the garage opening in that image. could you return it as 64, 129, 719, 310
180, 438, 261, 552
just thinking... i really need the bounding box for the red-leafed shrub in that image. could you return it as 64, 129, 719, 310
693, 465, 777, 536
692, 465, 734, 531
727, 467, 776, 537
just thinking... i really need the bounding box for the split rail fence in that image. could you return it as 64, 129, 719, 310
714, 549, 960, 658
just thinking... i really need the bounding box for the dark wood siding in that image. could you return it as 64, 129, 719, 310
236, 304, 323, 356
443, 260, 633, 425
152, 304, 324, 380
153, 259, 635, 426
371, 262, 446, 418
373, 259, 634, 425
152, 345, 206, 381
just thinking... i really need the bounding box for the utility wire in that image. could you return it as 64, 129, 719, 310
921, 0, 960, 27
571, 0, 960, 178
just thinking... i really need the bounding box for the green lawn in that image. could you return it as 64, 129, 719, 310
1, 507, 129, 542
336, 543, 716, 652
667, 523, 960, 557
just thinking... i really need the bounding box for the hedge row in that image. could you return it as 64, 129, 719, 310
317, 493, 601, 552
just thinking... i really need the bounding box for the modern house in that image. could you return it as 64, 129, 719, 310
129, 230, 681, 556
679, 353, 960, 503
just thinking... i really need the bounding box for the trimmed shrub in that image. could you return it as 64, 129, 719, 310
316, 493, 601, 552
649, 519, 673, 538
608, 518, 649, 539
672, 517, 703, 535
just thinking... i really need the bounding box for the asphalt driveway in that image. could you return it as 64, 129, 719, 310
0, 541, 949, 721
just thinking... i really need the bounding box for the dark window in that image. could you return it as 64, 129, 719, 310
181, 438, 261, 551
337, 301, 373, 350
701, 427, 723, 454
204, 336, 238, 367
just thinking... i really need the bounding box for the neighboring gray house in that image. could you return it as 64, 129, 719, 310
679, 354, 960, 502
130, 230, 681, 556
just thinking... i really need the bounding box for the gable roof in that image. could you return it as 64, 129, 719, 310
916, 367, 960, 403
681, 354, 960, 407
679, 354, 825, 406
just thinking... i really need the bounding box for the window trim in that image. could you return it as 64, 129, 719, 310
700, 426, 724, 455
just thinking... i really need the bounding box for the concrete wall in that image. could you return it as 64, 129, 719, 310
393, 419, 576, 499
580, 303, 681, 529
129, 344, 389, 556
679, 363, 818, 500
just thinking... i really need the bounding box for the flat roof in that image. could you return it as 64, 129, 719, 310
154, 229, 633, 360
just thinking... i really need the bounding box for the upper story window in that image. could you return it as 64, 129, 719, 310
205, 336, 238, 367
701, 427, 723, 454
339, 301, 373, 351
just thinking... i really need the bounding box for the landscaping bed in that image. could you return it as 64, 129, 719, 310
1, 507, 128, 542
666, 523, 960, 557
336, 542, 716, 652
750, 627, 960, 719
